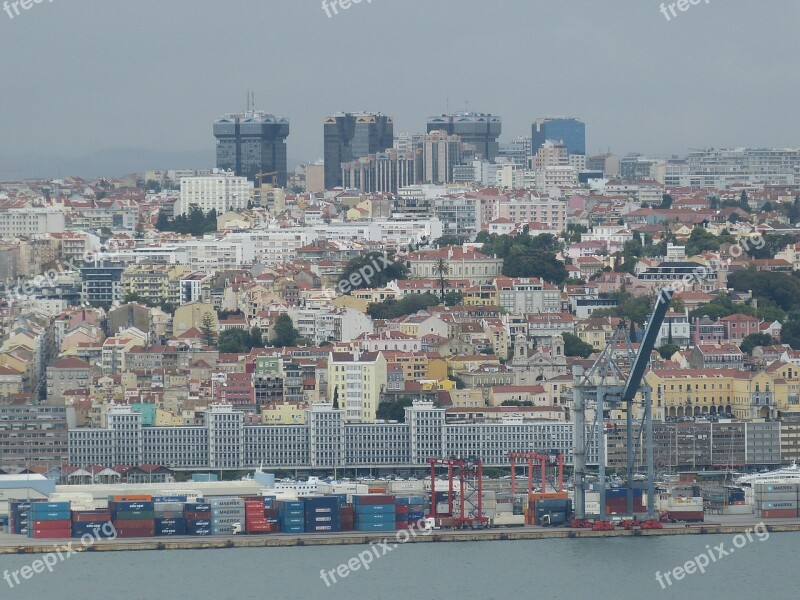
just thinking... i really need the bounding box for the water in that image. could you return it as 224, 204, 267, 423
2, 533, 796, 599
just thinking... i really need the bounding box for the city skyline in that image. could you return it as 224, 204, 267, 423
0, 0, 799, 179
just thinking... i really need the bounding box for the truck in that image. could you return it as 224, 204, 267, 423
491, 514, 525, 527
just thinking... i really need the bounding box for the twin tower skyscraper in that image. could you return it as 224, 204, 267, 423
213, 108, 506, 191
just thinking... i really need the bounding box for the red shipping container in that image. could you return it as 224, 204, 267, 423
31, 520, 72, 531
184, 511, 212, 520
72, 511, 112, 523
354, 495, 396, 505
760, 509, 797, 519
667, 511, 704, 521
264, 508, 279, 519
395, 505, 409, 514
31, 528, 72, 539
115, 526, 156, 538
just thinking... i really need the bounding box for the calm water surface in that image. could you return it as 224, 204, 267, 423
2, 533, 796, 599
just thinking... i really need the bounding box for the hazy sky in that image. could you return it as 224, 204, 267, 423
1, 0, 798, 179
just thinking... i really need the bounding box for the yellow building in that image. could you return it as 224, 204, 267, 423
261, 401, 309, 425
327, 351, 388, 423
173, 302, 219, 339
121, 264, 192, 306
576, 317, 618, 351
646, 368, 782, 422
446, 354, 500, 376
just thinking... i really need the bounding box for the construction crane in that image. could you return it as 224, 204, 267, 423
573, 287, 673, 521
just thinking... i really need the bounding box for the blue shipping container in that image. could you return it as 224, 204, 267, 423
184, 503, 211, 512
354, 504, 396, 515
30, 511, 71, 521
31, 502, 70, 512
355, 522, 396, 532
355, 512, 395, 523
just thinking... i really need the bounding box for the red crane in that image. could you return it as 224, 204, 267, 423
508, 451, 564, 497
428, 458, 489, 529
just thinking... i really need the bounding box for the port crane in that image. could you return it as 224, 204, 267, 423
573, 288, 673, 521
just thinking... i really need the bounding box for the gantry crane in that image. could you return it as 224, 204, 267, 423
508, 451, 564, 497
573, 287, 673, 521
428, 458, 489, 529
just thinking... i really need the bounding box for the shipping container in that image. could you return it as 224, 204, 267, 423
352, 494, 396, 506
184, 502, 212, 512
354, 521, 397, 532
156, 518, 187, 536
354, 503, 396, 515
756, 501, 798, 510
759, 508, 798, 519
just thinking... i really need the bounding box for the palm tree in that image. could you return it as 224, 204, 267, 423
434, 257, 450, 302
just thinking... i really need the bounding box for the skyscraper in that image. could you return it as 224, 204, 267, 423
426, 112, 502, 162
214, 109, 290, 187
323, 113, 394, 189
531, 118, 585, 156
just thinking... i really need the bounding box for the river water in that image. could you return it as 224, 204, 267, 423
2, 533, 796, 599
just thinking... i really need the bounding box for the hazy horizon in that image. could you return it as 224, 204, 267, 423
1, 0, 798, 179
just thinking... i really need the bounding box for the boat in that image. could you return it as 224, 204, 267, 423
735, 461, 800, 486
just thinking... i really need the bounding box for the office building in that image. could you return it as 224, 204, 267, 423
531, 117, 586, 156
177, 171, 254, 216
324, 113, 394, 189
427, 112, 501, 162
213, 110, 290, 186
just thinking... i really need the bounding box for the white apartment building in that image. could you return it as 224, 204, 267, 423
535, 166, 578, 192
177, 171, 254, 216
0, 208, 65, 237
495, 277, 561, 314
327, 351, 388, 423
495, 193, 568, 232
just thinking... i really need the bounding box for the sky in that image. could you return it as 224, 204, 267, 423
0, 0, 798, 179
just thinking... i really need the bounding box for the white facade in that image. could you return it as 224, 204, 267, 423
0, 208, 65, 236
178, 172, 254, 216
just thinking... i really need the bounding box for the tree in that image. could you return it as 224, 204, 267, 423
376, 396, 414, 422
781, 321, 800, 350
367, 293, 440, 320
740, 333, 774, 355
338, 252, 408, 293
434, 258, 450, 302
433, 235, 468, 248
272, 314, 300, 347
200, 313, 216, 347
562, 333, 594, 358
658, 343, 681, 360
659, 194, 674, 209
332, 386, 339, 410
218, 329, 252, 353
249, 326, 263, 349
443, 291, 464, 307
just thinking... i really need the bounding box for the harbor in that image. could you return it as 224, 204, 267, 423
3, 515, 800, 555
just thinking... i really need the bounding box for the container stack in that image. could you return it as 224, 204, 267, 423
184, 502, 212, 535
210, 498, 245, 535
755, 483, 799, 519
29, 502, 71, 539
9, 500, 31, 536
277, 499, 305, 534
604, 488, 645, 515
395, 495, 425, 529
110, 500, 156, 538
303, 496, 340, 533
244, 500, 272, 534
340, 504, 354, 531
71, 510, 114, 539
526, 493, 571, 525
154, 498, 186, 537
353, 494, 396, 532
